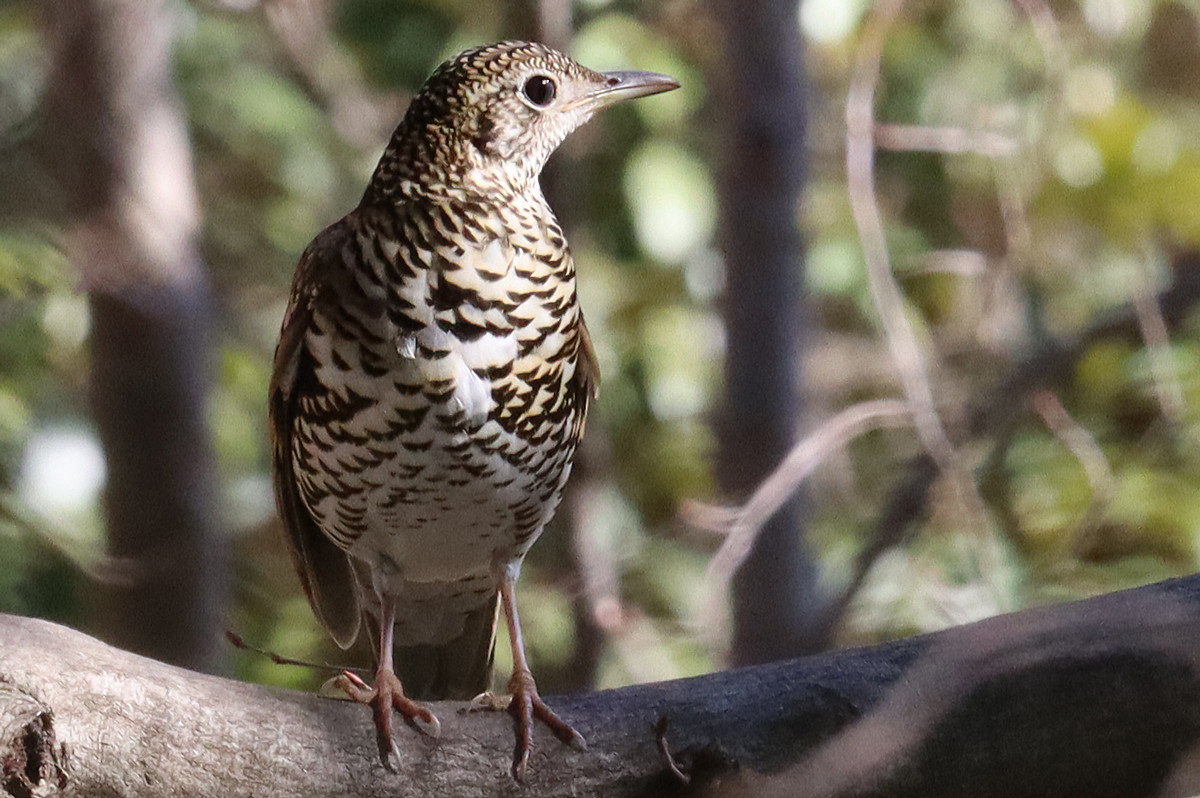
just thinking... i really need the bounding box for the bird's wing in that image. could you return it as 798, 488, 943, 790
570, 313, 600, 439
269, 224, 363, 649
575, 312, 600, 401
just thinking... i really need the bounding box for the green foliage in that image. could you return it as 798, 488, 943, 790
804, 0, 1200, 643
337, 0, 456, 88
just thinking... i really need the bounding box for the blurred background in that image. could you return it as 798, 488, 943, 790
5, 0, 1200, 698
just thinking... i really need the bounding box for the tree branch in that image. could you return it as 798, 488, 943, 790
6, 574, 1200, 796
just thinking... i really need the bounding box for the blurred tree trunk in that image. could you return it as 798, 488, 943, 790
708, 0, 825, 663
505, 0, 571, 50
37, 0, 226, 672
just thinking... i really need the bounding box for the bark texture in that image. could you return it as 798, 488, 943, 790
5, 576, 1200, 797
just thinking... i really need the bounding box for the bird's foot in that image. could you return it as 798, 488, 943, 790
471, 670, 585, 780
335, 669, 440, 769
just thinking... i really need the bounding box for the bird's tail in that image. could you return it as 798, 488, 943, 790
394, 591, 499, 700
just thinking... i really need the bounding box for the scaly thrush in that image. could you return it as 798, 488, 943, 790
269, 41, 678, 777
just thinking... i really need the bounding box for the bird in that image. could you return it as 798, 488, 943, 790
269, 40, 679, 778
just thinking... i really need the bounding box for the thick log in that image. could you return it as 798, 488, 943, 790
4, 576, 1200, 797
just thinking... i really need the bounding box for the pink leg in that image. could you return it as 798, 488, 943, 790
336, 595, 439, 769
500, 579, 586, 780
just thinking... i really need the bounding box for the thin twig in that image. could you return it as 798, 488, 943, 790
846, 0, 995, 581
224, 630, 365, 675
1132, 252, 1186, 423
874, 124, 1018, 157
693, 400, 912, 647
994, 158, 1034, 286
1010, 0, 1069, 101
993, 0, 1067, 340
1032, 390, 1116, 540
571, 479, 625, 633
570, 481, 681, 685
565, 434, 631, 690
846, 0, 953, 469
908, 250, 989, 278
1032, 391, 1114, 503
0, 498, 199, 588
538, 0, 572, 50
653, 716, 691, 785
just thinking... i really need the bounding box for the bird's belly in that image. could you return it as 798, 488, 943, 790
297, 403, 575, 585
356, 436, 532, 580
293, 308, 584, 614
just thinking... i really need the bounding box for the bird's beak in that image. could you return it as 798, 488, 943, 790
564, 71, 680, 112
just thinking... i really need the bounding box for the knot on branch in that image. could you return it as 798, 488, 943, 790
1, 681, 68, 798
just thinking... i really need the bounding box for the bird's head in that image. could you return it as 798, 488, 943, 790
369, 41, 679, 200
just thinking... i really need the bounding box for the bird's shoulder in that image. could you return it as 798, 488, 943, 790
273, 217, 350, 395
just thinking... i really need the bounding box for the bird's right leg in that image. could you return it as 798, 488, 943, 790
335, 593, 440, 769
498, 578, 586, 779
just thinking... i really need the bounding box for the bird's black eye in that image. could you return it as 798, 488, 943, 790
522, 75, 557, 107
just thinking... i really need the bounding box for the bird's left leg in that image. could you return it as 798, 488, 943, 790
335, 593, 439, 769
497, 574, 586, 779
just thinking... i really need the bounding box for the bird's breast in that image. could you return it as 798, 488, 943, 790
289, 204, 588, 584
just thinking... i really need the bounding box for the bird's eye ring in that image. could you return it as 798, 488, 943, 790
522, 75, 557, 107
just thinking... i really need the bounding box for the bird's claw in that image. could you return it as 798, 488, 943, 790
333, 670, 371, 696
333, 669, 440, 769
465, 690, 511, 712
501, 670, 586, 781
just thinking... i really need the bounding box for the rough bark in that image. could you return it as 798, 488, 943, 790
5, 575, 1200, 797
707, 0, 820, 664
37, 0, 226, 670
